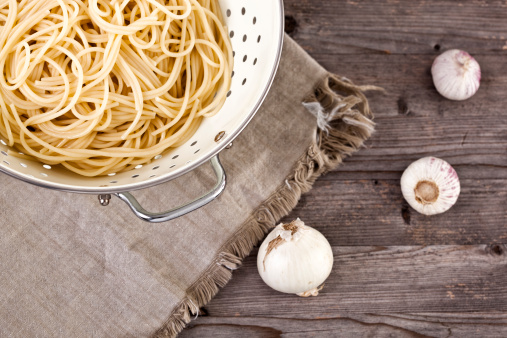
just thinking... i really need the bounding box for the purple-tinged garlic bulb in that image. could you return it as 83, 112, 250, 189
431, 49, 481, 101
401, 157, 460, 215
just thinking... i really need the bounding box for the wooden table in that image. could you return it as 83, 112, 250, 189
181, 1, 507, 336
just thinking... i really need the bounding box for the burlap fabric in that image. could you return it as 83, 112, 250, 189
0, 35, 376, 337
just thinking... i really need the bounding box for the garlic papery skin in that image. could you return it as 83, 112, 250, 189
257, 218, 334, 296
431, 49, 481, 101
401, 157, 460, 216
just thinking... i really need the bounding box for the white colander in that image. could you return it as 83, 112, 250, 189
0, 0, 284, 222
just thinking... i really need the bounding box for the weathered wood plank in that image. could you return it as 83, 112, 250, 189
180, 322, 282, 338
182, 313, 507, 338
285, 0, 507, 55
280, 178, 507, 246
204, 246, 507, 316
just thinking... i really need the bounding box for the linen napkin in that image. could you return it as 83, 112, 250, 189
0, 35, 376, 337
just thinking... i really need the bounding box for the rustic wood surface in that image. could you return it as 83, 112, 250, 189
181, 1, 507, 336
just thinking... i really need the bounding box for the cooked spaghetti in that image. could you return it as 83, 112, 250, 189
0, 0, 232, 176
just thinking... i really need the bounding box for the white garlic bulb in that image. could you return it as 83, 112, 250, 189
257, 219, 333, 297
401, 157, 460, 215
431, 49, 481, 101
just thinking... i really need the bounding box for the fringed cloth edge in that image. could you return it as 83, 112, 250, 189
153, 74, 380, 338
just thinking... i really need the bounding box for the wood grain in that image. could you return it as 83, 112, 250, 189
181, 313, 507, 338
181, 0, 507, 336
183, 246, 507, 337
282, 178, 507, 246
285, 0, 507, 55
205, 246, 507, 315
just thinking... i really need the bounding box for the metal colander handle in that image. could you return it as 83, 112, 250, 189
103, 155, 226, 223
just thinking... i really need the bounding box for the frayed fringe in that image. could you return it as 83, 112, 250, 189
153, 74, 379, 337
303, 74, 380, 135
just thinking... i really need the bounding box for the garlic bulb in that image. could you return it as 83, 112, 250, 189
431, 49, 481, 101
257, 218, 333, 297
401, 157, 460, 215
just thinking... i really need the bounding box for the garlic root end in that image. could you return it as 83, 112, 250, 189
296, 284, 324, 297
414, 180, 439, 205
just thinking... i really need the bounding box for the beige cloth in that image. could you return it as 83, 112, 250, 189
0, 35, 375, 337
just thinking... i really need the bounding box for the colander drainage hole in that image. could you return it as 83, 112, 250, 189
20, 163, 27, 168
132, 174, 139, 178
0, 139, 6, 145
135, 164, 143, 169
150, 175, 156, 178
108, 172, 116, 176
253, 17, 257, 24
194, 149, 200, 154
170, 165, 176, 168
243, 55, 247, 62
241, 7, 245, 15
152, 165, 160, 170
191, 141, 197, 146
254, 58, 258, 65
1, 151, 7, 156
110, 180, 118, 184
40, 173, 48, 177
242, 34, 247, 42
226, 9, 231, 17
242, 78, 247, 85
43, 164, 51, 169
3, 160, 9, 165
226, 90, 231, 97
229, 30, 234, 38
257, 35, 261, 43
154, 154, 162, 160
172, 155, 179, 159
